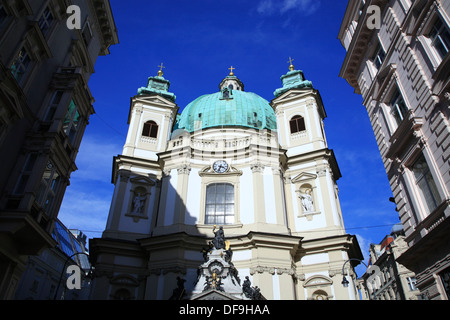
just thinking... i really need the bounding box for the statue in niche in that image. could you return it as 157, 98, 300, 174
300, 189, 314, 213
132, 192, 146, 214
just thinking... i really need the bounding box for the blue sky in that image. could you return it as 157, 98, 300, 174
58, 0, 400, 277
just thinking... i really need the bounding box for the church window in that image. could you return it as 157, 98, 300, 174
410, 153, 441, 214
142, 120, 158, 138
205, 183, 234, 225
289, 115, 306, 134
312, 290, 329, 300
113, 289, 132, 300
222, 89, 230, 100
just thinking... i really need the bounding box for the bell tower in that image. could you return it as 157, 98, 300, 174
122, 64, 178, 161
103, 66, 178, 240
271, 59, 345, 239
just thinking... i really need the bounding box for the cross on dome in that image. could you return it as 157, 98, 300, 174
228, 66, 235, 76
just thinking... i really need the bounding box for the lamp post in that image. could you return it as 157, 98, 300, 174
341, 258, 368, 288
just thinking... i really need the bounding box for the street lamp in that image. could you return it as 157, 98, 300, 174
341, 258, 368, 288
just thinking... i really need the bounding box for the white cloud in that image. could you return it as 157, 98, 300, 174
256, 0, 321, 16
257, 0, 274, 15
71, 135, 123, 183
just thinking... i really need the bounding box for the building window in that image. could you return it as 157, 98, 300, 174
63, 100, 80, 145
411, 154, 442, 214
205, 183, 234, 225
38, 6, 53, 36
82, 21, 93, 47
389, 89, 409, 126
44, 91, 64, 121
439, 267, 450, 299
10, 47, 31, 83
370, 42, 386, 70
0, 4, 8, 27
36, 160, 61, 212
407, 277, 417, 291
289, 115, 306, 134
142, 120, 158, 138
14, 153, 38, 194
428, 18, 450, 61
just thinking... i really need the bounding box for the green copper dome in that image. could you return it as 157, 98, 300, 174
175, 84, 277, 133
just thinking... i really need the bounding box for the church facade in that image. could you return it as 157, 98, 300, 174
89, 62, 363, 300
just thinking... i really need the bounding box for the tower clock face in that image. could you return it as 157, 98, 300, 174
213, 160, 228, 173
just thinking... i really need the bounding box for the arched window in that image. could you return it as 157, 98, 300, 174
142, 120, 158, 138
289, 115, 306, 134
205, 183, 234, 225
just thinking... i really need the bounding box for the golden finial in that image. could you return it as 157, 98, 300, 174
287, 57, 295, 71
157, 63, 165, 76
228, 66, 235, 76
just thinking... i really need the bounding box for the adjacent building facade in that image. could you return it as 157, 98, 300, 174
358, 223, 419, 300
14, 221, 91, 300
89, 63, 364, 300
0, 0, 118, 299
339, 0, 449, 299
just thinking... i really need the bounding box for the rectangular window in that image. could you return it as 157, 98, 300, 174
205, 183, 235, 225
407, 277, 417, 291
439, 267, 450, 299
370, 42, 386, 70
428, 18, 450, 61
44, 91, 64, 121
63, 100, 80, 145
38, 6, 53, 36
36, 160, 61, 212
0, 4, 8, 27
82, 21, 93, 47
10, 47, 31, 83
411, 154, 442, 214
14, 153, 38, 194
390, 89, 409, 126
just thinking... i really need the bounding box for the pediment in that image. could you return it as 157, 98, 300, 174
191, 289, 240, 300
110, 274, 139, 287
303, 275, 333, 288
198, 165, 243, 177
373, 63, 397, 102
272, 89, 314, 104
130, 176, 156, 186
291, 172, 317, 184
134, 93, 177, 108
